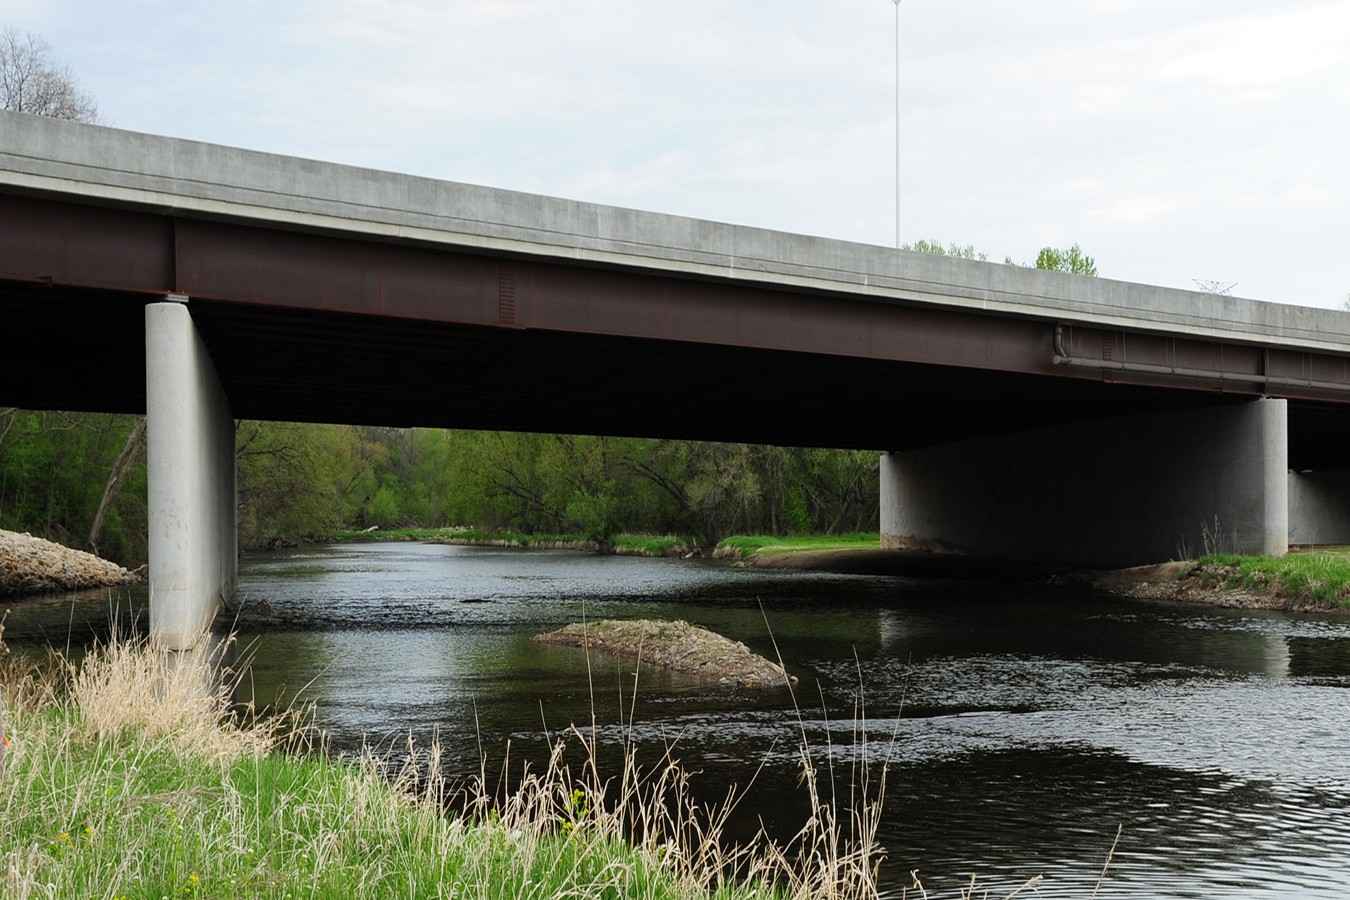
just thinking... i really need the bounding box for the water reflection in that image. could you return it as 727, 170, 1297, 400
5, 542, 1350, 897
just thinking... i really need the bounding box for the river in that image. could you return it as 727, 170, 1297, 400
5, 541, 1350, 898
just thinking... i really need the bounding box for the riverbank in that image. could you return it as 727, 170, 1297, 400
305, 526, 1350, 612
0, 529, 140, 598
0, 633, 887, 899
1084, 553, 1350, 611
724, 539, 1350, 612
333, 528, 698, 558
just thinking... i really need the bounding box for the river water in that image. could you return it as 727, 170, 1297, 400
6, 541, 1350, 898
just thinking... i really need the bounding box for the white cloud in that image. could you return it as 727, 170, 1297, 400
1159, 4, 1350, 89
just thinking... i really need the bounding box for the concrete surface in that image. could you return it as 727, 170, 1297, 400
2, 110, 1349, 355
881, 398, 1289, 568
1289, 468, 1350, 546
145, 300, 236, 649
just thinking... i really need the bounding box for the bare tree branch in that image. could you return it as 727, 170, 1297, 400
87, 418, 146, 555
0, 27, 99, 122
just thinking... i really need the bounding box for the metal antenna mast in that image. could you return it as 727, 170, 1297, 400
891, 0, 902, 249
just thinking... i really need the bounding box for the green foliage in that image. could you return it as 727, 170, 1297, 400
235, 421, 384, 546
334, 528, 695, 557
366, 485, 402, 528
0, 409, 147, 564
612, 534, 692, 556
5, 407, 883, 556
1033, 243, 1098, 276
904, 237, 1103, 278
902, 239, 989, 261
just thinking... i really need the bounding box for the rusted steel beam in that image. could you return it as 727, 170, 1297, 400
6, 193, 1349, 407
172, 215, 1350, 404
172, 216, 1070, 379
0, 195, 173, 293
173, 219, 504, 326
5, 192, 1350, 461
1053, 323, 1350, 402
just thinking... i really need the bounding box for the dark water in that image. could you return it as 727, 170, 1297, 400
6, 541, 1350, 898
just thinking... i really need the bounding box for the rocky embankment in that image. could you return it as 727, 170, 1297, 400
532, 619, 797, 688
0, 529, 140, 598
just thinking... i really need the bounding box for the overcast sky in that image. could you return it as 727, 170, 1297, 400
5, 0, 1349, 308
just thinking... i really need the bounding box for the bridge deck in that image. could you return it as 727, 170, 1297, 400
2, 112, 1349, 467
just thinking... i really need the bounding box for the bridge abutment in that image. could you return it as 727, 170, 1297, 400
1289, 468, 1350, 546
881, 398, 1289, 568
146, 300, 236, 650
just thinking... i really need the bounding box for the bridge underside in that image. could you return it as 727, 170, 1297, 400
3, 279, 1347, 471
3, 193, 1350, 468
4, 191, 1350, 644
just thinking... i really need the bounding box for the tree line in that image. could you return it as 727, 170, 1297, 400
0, 410, 879, 566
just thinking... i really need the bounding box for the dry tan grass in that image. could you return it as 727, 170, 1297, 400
70, 630, 289, 764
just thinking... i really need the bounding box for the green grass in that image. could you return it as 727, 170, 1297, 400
715, 533, 880, 559
331, 529, 883, 561
1196, 550, 1350, 606
0, 640, 782, 899
2, 720, 747, 898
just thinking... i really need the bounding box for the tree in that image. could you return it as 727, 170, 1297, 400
1033, 244, 1097, 277
234, 421, 385, 546
902, 239, 988, 261
0, 410, 147, 564
0, 26, 98, 122
905, 238, 1101, 277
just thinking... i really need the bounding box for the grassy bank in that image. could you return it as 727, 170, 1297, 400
0, 632, 889, 899
330, 528, 696, 557
329, 529, 886, 562
714, 534, 880, 560
1195, 550, 1350, 607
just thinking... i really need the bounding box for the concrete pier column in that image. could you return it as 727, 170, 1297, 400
881, 398, 1289, 568
146, 299, 236, 650
1289, 468, 1350, 546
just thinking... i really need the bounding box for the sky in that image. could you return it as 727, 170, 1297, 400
4, 0, 1349, 309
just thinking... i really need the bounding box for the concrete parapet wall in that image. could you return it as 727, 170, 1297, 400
881, 399, 1289, 568
146, 301, 236, 649
1289, 469, 1350, 546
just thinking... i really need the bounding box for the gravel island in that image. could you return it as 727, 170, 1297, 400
532, 618, 796, 688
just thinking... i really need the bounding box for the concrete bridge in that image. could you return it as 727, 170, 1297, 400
3, 110, 1349, 647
